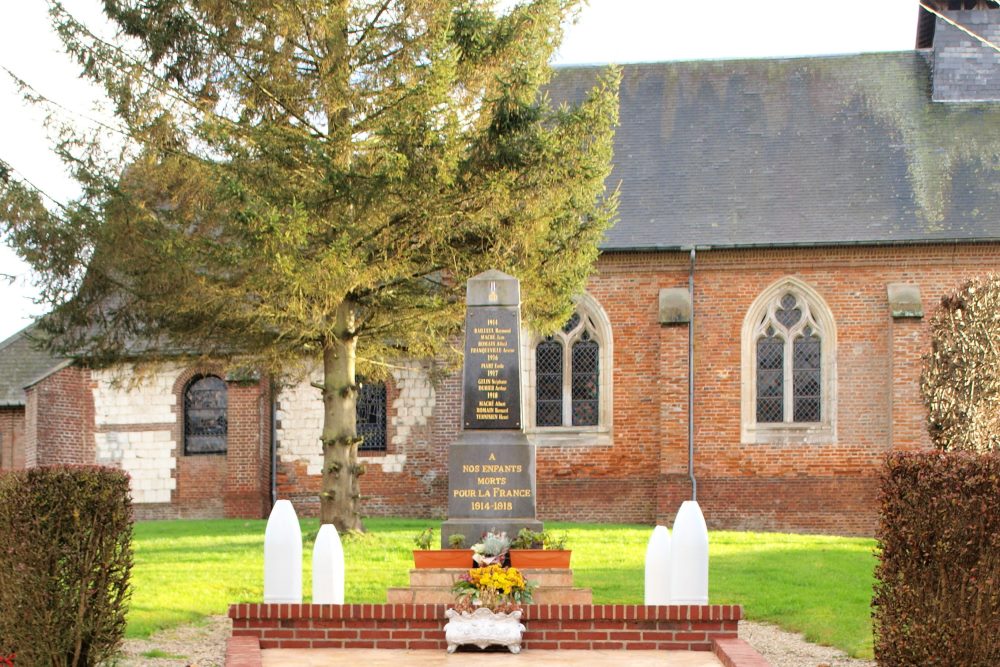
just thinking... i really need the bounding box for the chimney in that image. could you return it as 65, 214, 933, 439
918, 2, 1000, 102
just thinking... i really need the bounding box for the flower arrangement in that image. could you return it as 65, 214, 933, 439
471, 531, 511, 566
511, 528, 568, 550
452, 563, 535, 613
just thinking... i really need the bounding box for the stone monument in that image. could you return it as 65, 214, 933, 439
441, 269, 543, 546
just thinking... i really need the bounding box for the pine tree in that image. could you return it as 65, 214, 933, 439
0, 0, 618, 530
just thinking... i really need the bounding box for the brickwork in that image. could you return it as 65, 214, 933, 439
228, 603, 740, 651
264, 243, 999, 535
26, 366, 94, 467
0, 407, 25, 471
276, 360, 450, 519
13, 242, 997, 533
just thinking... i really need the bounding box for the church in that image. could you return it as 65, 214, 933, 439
2, 3, 998, 535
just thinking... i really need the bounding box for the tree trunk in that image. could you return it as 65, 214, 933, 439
319, 301, 364, 531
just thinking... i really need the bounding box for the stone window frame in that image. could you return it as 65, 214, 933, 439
741, 277, 837, 445
522, 292, 613, 447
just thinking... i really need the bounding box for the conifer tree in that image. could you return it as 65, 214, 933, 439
0, 0, 618, 530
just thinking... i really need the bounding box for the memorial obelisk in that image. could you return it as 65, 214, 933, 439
441, 270, 543, 546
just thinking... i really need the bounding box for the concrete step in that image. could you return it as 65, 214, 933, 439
388, 586, 593, 605
408, 568, 576, 588
388, 567, 593, 605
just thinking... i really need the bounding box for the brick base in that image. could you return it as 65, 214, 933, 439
228, 603, 740, 651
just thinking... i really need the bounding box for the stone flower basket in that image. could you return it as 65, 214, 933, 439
443, 607, 525, 654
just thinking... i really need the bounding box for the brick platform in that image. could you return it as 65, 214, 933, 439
228, 603, 740, 651
387, 568, 593, 604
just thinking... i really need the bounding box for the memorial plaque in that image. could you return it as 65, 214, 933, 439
448, 440, 536, 518
441, 269, 543, 547
463, 307, 521, 430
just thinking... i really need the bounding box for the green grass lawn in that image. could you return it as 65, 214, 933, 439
130, 518, 877, 659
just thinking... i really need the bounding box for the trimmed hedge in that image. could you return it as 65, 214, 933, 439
874, 452, 1000, 666
0, 466, 133, 666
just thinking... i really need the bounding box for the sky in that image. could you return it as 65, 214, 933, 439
0, 0, 921, 342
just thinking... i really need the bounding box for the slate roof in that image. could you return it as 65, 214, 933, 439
0, 325, 69, 407
549, 52, 1000, 251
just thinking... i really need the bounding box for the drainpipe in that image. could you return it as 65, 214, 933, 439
688, 247, 698, 502
270, 388, 278, 509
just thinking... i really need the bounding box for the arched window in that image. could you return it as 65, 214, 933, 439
357, 379, 387, 453
742, 278, 836, 444
184, 375, 228, 455
525, 293, 613, 444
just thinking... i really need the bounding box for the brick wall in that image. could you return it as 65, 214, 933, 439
0, 407, 25, 470
27, 366, 94, 467
326, 242, 995, 535
92, 364, 270, 520
19, 242, 996, 534
229, 603, 740, 651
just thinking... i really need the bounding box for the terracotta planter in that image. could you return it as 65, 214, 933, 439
412, 549, 474, 569
508, 549, 571, 568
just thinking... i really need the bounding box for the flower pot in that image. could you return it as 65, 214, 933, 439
413, 549, 474, 569
509, 549, 571, 568
444, 607, 524, 653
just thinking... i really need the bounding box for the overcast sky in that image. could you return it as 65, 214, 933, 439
0, 0, 920, 342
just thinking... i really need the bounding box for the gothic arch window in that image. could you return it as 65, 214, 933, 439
525, 293, 613, 445
356, 379, 387, 453
184, 375, 228, 455
741, 278, 837, 444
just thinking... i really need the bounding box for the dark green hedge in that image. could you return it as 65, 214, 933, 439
874, 452, 1000, 666
0, 466, 133, 666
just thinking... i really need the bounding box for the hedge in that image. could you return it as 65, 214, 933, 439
0, 466, 133, 666
873, 452, 1000, 666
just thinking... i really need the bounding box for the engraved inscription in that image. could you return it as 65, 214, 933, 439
450, 449, 533, 515
463, 308, 521, 429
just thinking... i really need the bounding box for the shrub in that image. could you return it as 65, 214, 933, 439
0, 466, 133, 666
921, 274, 1000, 452
873, 452, 1000, 666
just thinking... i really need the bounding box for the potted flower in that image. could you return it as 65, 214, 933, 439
470, 531, 512, 567
509, 528, 571, 568
412, 528, 473, 569
444, 563, 535, 653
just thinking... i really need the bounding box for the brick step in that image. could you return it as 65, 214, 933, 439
387, 586, 594, 605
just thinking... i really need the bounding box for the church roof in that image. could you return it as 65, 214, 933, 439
549, 52, 1000, 251
0, 325, 70, 406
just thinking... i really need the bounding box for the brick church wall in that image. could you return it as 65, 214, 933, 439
276, 362, 450, 518
285, 242, 994, 536
12, 242, 995, 535
26, 366, 95, 467
91, 364, 270, 520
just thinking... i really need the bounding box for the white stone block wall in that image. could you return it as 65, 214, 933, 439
92, 364, 183, 426
275, 361, 435, 475
95, 430, 176, 503
92, 365, 182, 504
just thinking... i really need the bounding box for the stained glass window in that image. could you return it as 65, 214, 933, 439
571, 333, 599, 426
536, 339, 563, 427
793, 328, 822, 422
534, 304, 606, 429
756, 331, 784, 423
749, 287, 828, 429
184, 375, 227, 455
357, 380, 387, 452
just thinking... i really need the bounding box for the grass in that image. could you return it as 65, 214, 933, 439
129, 518, 877, 659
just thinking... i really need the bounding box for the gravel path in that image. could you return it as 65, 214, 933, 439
740, 621, 875, 667
116, 616, 231, 667
115, 616, 874, 667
